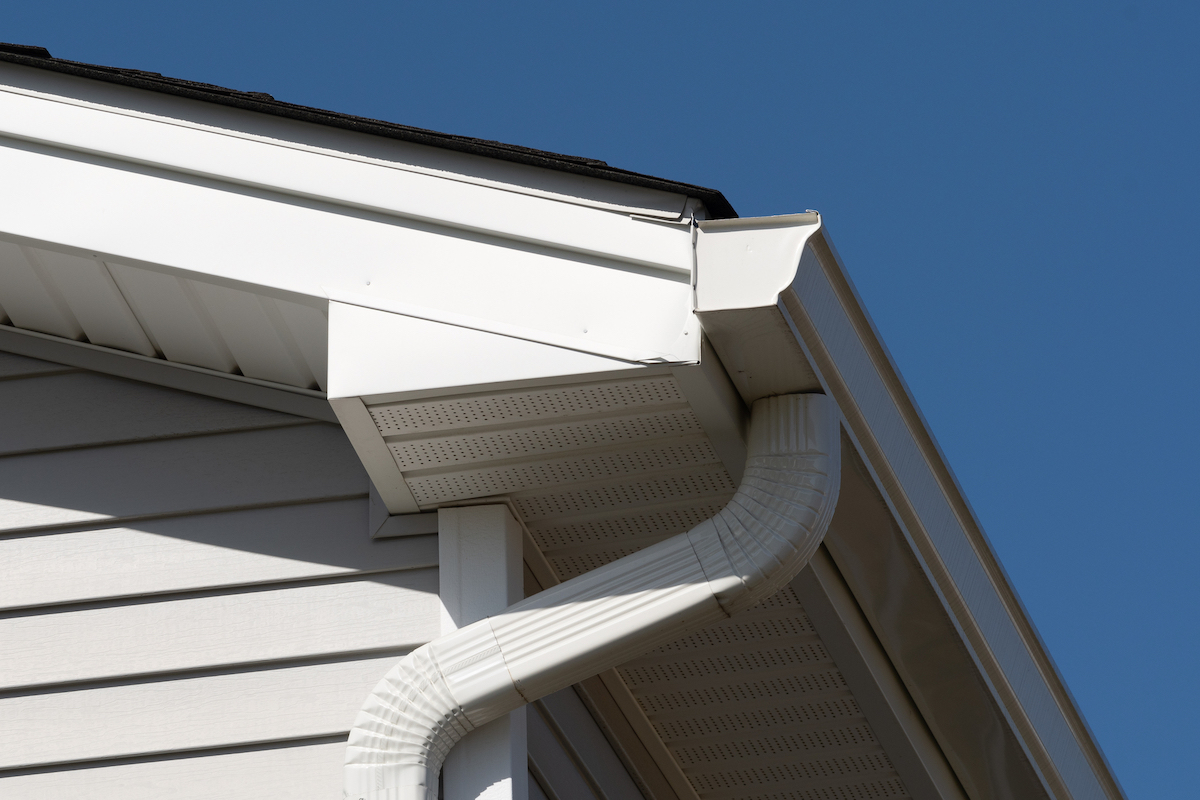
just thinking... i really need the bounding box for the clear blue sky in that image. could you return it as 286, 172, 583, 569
7, 2, 1197, 797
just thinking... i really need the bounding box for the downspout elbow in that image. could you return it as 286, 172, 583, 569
345, 392, 841, 800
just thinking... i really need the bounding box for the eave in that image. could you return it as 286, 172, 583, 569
0, 55, 1123, 800
0, 44, 738, 220
744, 227, 1125, 800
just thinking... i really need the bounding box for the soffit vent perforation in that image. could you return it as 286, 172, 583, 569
621, 645, 832, 686
388, 409, 704, 470
368, 376, 685, 436
712, 778, 909, 800
633, 671, 851, 715
673, 725, 880, 765
514, 468, 735, 520
404, 440, 721, 505
607, 585, 913, 800
530, 504, 727, 550
370, 376, 738, 527
549, 549, 647, 580
688, 754, 899, 787
754, 589, 813, 609
650, 617, 818, 652
653, 698, 865, 741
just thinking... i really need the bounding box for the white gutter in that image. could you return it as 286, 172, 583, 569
344, 392, 841, 800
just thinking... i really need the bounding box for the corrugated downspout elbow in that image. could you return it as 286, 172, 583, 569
345, 393, 841, 800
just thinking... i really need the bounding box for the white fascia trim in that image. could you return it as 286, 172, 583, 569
0, 67, 690, 221
693, 214, 1122, 800
324, 289, 700, 366
344, 393, 840, 800
0, 141, 700, 366
0, 82, 692, 275
786, 229, 1123, 800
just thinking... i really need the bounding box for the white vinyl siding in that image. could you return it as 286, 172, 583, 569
0, 352, 439, 798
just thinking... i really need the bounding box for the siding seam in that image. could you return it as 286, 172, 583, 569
0, 563, 438, 617
0, 419, 324, 460
0, 649, 423, 699
0, 492, 369, 538
0, 733, 352, 777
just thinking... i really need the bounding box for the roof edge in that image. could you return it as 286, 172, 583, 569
0, 46, 738, 219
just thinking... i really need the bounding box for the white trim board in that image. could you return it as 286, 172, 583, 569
781, 230, 1123, 800
0, 60, 694, 222
0, 324, 337, 423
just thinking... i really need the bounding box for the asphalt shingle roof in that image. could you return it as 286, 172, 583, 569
0, 42, 737, 218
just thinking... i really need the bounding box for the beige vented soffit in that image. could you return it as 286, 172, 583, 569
344, 393, 840, 800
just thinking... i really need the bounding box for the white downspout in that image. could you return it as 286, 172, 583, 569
344, 392, 841, 800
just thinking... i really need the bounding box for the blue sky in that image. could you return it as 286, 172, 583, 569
6, 2, 1197, 796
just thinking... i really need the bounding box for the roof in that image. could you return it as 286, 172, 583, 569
0, 50, 1125, 799
0, 42, 738, 219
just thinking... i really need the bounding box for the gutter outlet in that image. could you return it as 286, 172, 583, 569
344, 392, 841, 800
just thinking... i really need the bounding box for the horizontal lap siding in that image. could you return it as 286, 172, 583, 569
0, 424, 367, 532
0, 370, 299, 456
0, 502, 437, 610
0, 573, 438, 690
0, 741, 348, 800
0, 351, 75, 379
0, 356, 436, 798
2, 657, 401, 769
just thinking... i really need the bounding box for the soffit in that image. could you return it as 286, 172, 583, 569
0, 240, 328, 391
620, 585, 911, 800
367, 373, 920, 800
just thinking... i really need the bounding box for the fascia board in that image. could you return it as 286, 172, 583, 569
786, 230, 1125, 800
0, 78, 693, 274
693, 217, 1124, 800
0, 137, 699, 366
0, 60, 719, 221
330, 394, 421, 515
326, 303, 660, 401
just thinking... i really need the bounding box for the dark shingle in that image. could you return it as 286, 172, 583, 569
0, 43, 736, 218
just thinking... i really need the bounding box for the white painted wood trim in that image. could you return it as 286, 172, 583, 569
0, 70, 693, 236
